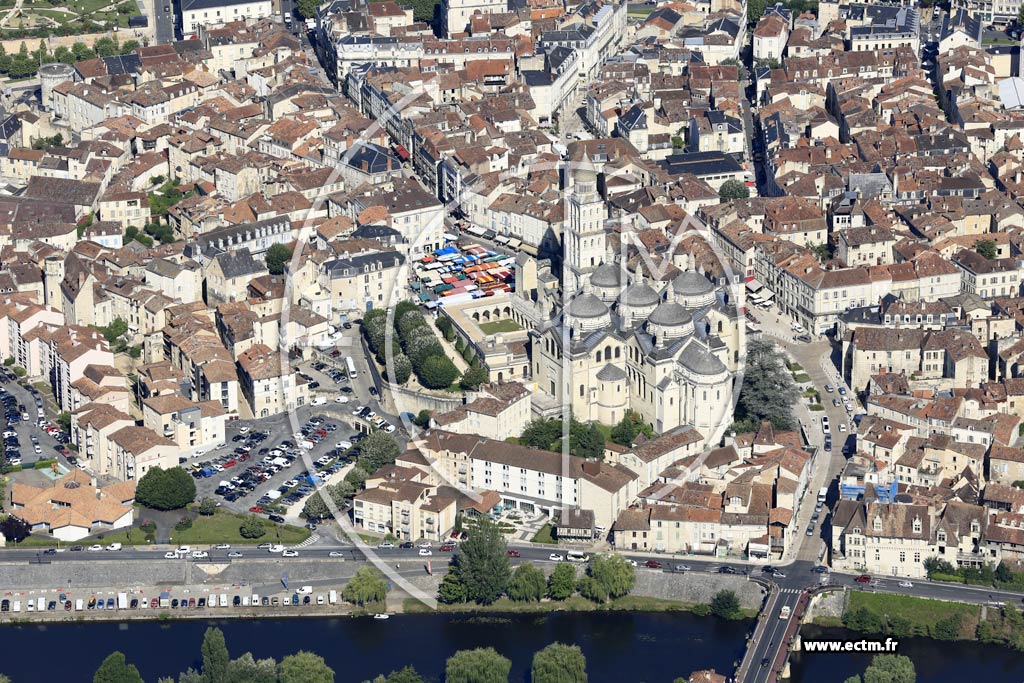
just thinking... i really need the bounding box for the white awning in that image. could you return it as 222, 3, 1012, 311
745, 278, 763, 293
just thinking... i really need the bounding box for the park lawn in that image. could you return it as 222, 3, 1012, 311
32, 8, 73, 23
531, 524, 557, 544
848, 591, 979, 634
478, 319, 523, 334
169, 511, 310, 545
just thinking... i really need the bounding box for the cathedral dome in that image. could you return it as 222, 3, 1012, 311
648, 301, 692, 327
617, 282, 660, 308
568, 292, 609, 319
672, 271, 716, 308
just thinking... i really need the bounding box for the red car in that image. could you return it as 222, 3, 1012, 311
249, 506, 264, 513
440, 543, 455, 552
223, 459, 237, 468
507, 550, 521, 558
854, 575, 871, 584
150, 598, 159, 608
645, 560, 663, 569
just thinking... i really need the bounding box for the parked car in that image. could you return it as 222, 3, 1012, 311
645, 560, 663, 569
854, 575, 872, 584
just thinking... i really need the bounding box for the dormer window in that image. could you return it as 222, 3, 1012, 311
937, 530, 947, 544
873, 516, 882, 532
912, 516, 922, 534
971, 520, 980, 534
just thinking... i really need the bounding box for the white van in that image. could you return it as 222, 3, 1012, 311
208, 595, 217, 609
36, 597, 45, 611
219, 593, 228, 607
75, 598, 84, 611
252, 593, 259, 606
328, 590, 337, 605
12, 601, 20, 612
567, 551, 590, 563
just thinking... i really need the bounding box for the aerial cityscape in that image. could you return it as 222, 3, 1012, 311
2, 0, 1024, 680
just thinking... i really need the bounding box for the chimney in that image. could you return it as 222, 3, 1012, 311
582, 460, 600, 476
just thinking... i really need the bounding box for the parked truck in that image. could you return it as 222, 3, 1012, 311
328, 590, 337, 605
117, 593, 128, 610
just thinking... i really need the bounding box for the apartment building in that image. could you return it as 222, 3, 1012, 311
236, 343, 309, 418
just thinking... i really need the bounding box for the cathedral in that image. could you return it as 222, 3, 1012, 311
518, 165, 739, 441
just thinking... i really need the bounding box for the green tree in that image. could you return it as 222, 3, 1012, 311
413, 409, 432, 428
1019, 2, 1024, 27
547, 562, 577, 600
719, 179, 750, 200
932, 613, 962, 640
732, 339, 799, 431
201, 627, 230, 683
419, 354, 460, 389
278, 652, 335, 683
809, 242, 831, 262
610, 410, 653, 446
710, 589, 743, 620
198, 497, 218, 516
344, 466, 368, 489
506, 563, 545, 602
93, 652, 143, 683
387, 353, 412, 385
438, 570, 468, 604
135, 466, 196, 510
265, 243, 294, 275
0, 44, 9, 74
0, 515, 28, 543
531, 643, 587, 683
520, 418, 562, 450
359, 430, 401, 472
747, 0, 767, 24
71, 41, 94, 60
239, 515, 266, 539
366, 667, 425, 683
567, 419, 605, 459
460, 366, 489, 390
451, 516, 510, 604
444, 648, 511, 683
302, 491, 331, 520
56, 411, 72, 433
862, 655, 916, 683
586, 554, 635, 601
296, 0, 318, 18
342, 566, 388, 606
975, 239, 998, 260
225, 653, 277, 683
94, 36, 119, 57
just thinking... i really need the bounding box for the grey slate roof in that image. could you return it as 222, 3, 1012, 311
649, 301, 691, 326
679, 342, 726, 375
673, 271, 714, 297
567, 292, 609, 318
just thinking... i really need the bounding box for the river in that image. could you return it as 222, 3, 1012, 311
789, 625, 1024, 682
0, 612, 751, 682
6, 615, 1021, 682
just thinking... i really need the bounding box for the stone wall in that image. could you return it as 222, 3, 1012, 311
806, 589, 847, 622
632, 570, 768, 610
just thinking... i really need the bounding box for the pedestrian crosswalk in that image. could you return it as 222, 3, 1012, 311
777, 588, 804, 594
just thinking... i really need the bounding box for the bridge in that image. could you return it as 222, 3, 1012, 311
735, 584, 849, 683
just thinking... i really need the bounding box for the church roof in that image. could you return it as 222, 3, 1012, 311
648, 301, 691, 326
673, 271, 714, 296
567, 292, 609, 318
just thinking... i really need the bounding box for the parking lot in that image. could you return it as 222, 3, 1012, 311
2, 372, 70, 471
189, 411, 366, 522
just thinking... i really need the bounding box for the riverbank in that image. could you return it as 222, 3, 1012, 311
812, 589, 1024, 650
403, 594, 760, 618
